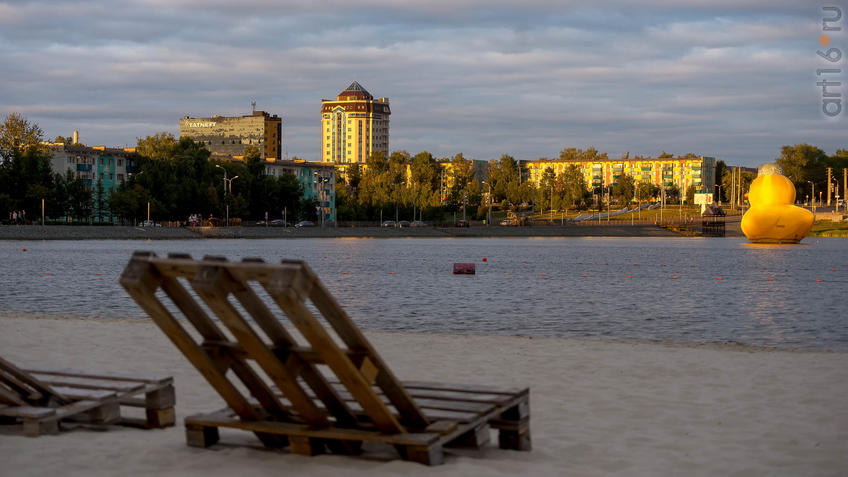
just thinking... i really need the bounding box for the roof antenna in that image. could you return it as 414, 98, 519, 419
251, 100, 256, 113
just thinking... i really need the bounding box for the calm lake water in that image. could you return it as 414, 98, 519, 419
1, 237, 846, 350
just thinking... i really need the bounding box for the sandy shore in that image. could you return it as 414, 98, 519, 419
1, 314, 845, 476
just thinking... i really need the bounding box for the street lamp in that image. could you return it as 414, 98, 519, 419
216, 164, 238, 227
482, 181, 492, 226
807, 181, 815, 213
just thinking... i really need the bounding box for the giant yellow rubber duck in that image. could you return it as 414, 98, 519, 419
741, 163, 814, 243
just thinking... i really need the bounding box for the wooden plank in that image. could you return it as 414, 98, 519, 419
185, 410, 440, 447
302, 265, 429, 430
265, 269, 404, 433
119, 254, 259, 421
49, 387, 117, 402
0, 406, 57, 419
0, 356, 68, 405
28, 375, 146, 395
227, 260, 358, 428
403, 380, 528, 396
157, 272, 290, 422
23, 367, 173, 386
0, 382, 27, 406
191, 261, 327, 426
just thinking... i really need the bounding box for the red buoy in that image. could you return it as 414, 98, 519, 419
453, 263, 476, 275
482, 257, 487, 262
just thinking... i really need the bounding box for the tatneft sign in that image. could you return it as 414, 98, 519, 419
185, 122, 216, 128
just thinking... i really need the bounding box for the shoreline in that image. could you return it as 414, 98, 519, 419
0, 223, 745, 240
1, 313, 846, 476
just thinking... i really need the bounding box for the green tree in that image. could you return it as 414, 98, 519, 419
775, 144, 828, 197
611, 174, 635, 204
636, 182, 658, 202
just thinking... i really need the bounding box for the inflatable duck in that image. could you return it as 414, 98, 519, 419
741, 163, 814, 243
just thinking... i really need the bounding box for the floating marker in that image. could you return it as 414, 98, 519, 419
343, 271, 349, 275
671, 276, 679, 279
815, 279, 822, 282
504, 272, 510, 276
453, 263, 476, 275
95, 273, 103, 276
482, 257, 487, 262
22, 248, 26, 252
767, 278, 774, 281
831, 268, 836, 272
581, 274, 588, 278
44, 273, 51, 276
716, 277, 723, 280
626, 275, 632, 278
390, 272, 395, 275
539, 273, 545, 277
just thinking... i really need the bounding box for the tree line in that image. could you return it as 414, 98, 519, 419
2, 113, 845, 224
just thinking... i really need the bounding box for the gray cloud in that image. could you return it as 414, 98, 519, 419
0, 1, 844, 166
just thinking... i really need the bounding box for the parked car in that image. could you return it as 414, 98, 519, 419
499, 219, 512, 226
381, 220, 396, 227
396, 220, 411, 228
138, 220, 161, 227
455, 219, 470, 228
295, 220, 315, 227
410, 220, 427, 227
270, 219, 291, 227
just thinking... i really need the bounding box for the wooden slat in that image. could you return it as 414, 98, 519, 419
191, 261, 327, 426
0, 356, 68, 405
0, 382, 27, 406
28, 375, 146, 395
157, 272, 291, 422
302, 265, 429, 429
119, 254, 259, 422
227, 260, 358, 428
403, 381, 528, 396
265, 268, 405, 433
50, 387, 118, 402
186, 409, 440, 447
23, 367, 172, 386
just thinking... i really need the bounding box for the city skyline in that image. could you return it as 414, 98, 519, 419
0, 1, 843, 167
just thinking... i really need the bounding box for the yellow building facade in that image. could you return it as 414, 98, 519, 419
321, 82, 390, 167
525, 156, 716, 195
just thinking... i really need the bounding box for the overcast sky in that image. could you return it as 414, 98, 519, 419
1, 1, 844, 166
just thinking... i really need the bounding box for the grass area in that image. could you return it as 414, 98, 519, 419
810, 220, 848, 237
528, 205, 744, 223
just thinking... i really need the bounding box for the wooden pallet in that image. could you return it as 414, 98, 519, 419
120, 252, 531, 465
0, 356, 175, 436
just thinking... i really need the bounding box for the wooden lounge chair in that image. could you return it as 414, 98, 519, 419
120, 252, 531, 465
0, 356, 175, 436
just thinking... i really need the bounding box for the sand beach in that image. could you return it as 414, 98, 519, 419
1, 313, 845, 476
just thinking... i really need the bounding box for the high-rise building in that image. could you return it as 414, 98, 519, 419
321, 82, 390, 165
179, 111, 282, 161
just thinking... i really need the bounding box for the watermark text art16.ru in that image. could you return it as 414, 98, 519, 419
818, 6, 843, 117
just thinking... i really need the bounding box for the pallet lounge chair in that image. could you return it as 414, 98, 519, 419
120, 252, 530, 465
0, 356, 174, 436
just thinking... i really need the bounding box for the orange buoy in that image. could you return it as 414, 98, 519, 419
671, 276, 679, 279
539, 273, 545, 277
815, 279, 822, 282
44, 273, 51, 276
504, 272, 510, 276
831, 268, 837, 272
343, 271, 349, 275
716, 277, 723, 280
626, 275, 632, 278
95, 273, 103, 276
390, 272, 395, 275
581, 274, 588, 278
767, 278, 774, 281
